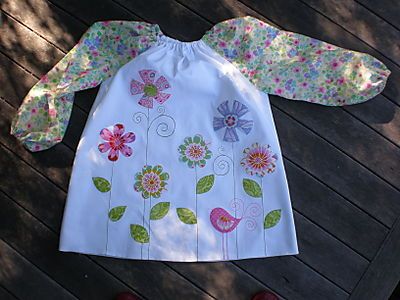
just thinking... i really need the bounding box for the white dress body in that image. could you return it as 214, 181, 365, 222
59, 34, 299, 262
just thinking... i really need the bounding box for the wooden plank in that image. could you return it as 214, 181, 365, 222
0, 12, 64, 77
271, 96, 400, 189
1, 0, 86, 52
168, 262, 285, 300
0, 185, 212, 300
350, 216, 400, 299
300, 0, 400, 65
272, 106, 400, 227
285, 159, 388, 260
0, 238, 76, 300
49, 0, 134, 24
239, 0, 400, 104
237, 256, 348, 300
356, 0, 400, 30
116, 0, 211, 40
0, 52, 37, 104
344, 95, 400, 148
0, 285, 18, 300
293, 212, 368, 292
92, 257, 214, 300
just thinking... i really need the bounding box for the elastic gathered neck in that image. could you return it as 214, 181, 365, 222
154, 25, 206, 51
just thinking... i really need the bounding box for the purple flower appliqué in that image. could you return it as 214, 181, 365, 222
213, 100, 253, 142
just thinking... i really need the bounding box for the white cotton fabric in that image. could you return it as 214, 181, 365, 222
59, 34, 298, 262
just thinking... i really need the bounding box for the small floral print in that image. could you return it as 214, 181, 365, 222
241, 143, 278, 177
134, 165, 169, 199
11, 21, 161, 152
178, 134, 212, 168
213, 100, 253, 142
202, 16, 390, 106
130, 70, 171, 108
98, 124, 136, 161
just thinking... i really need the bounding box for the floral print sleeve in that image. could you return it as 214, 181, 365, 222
10, 21, 161, 152
202, 16, 391, 106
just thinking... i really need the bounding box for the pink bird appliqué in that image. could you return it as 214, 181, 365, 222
210, 201, 261, 260
210, 208, 241, 233
210, 207, 241, 260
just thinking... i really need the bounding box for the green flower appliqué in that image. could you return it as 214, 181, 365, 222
178, 134, 212, 168
134, 165, 169, 199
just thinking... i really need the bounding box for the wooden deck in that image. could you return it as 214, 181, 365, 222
1, 0, 400, 299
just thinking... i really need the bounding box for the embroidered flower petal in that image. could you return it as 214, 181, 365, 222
98, 142, 111, 153
121, 132, 136, 143
130, 79, 145, 95
223, 127, 239, 142
236, 119, 254, 135
217, 100, 231, 117
154, 76, 170, 91
139, 69, 156, 84
138, 95, 153, 108
100, 128, 113, 141
113, 123, 125, 136
213, 117, 226, 131
231, 100, 249, 117
120, 144, 133, 157
108, 148, 119, 161
153, 92, 171, 105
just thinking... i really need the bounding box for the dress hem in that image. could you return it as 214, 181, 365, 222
59, 247, 299, 262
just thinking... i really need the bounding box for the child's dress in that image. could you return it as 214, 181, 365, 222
10, 16, 390, 262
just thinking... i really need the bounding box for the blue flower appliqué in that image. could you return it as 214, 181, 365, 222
213, 100, 253, 142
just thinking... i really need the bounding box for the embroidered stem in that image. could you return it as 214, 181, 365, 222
195, 165, 199, 261
106, 162, 114, 254
222, 233, 225, 260
148, 195, 152, 259
141, 107, 150, 259
231, 142, 238, 259
260, 177, 267, 256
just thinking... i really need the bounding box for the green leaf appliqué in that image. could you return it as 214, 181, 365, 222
108, 206, 127, 222
150, 202, 170, 220
243, 178, 262, 198
196, 174, 215, 194
176, 208, 197, 224
264, 209, 282, 229
130, 224, 149, 243
92, 177, 111, 193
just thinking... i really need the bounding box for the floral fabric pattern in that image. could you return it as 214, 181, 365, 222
131, 70, 171, 108
241, 143, 278, 177
134, 165, 169, 199
202, 16, 391, 106
213, 100, 253, 142
178, 134, 212, 168
10, 16, 391, 154
11, 21, 162, 152
98, 123, 136, 161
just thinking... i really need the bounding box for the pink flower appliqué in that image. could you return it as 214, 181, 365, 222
98, 124, 136, 161
130, 70, 171, 108
241, 143, 278, 177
